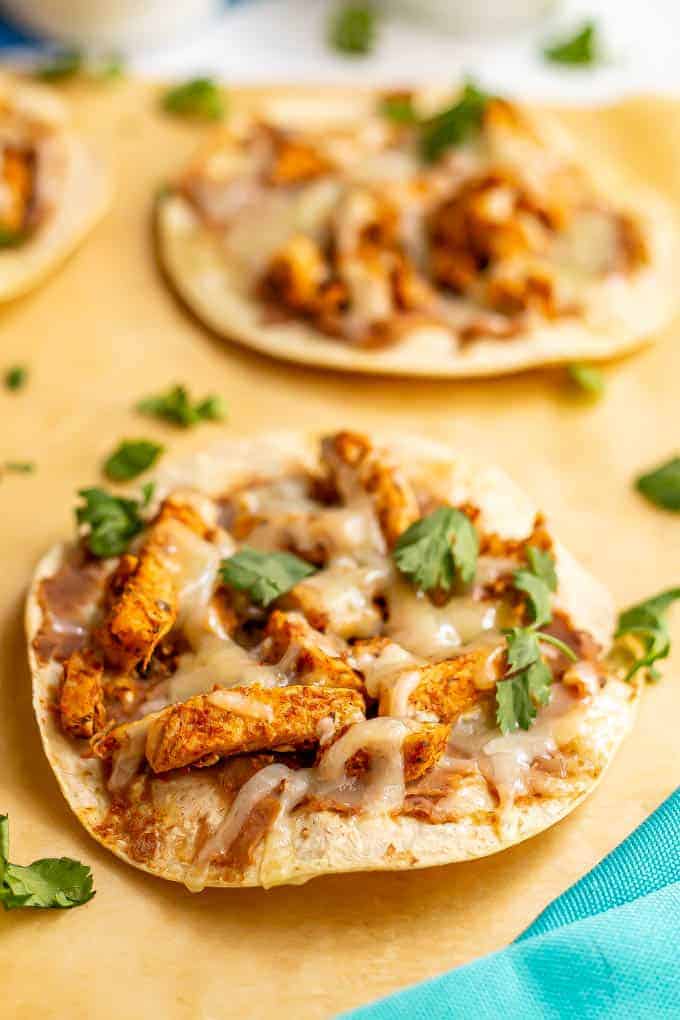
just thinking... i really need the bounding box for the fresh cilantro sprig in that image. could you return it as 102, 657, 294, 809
497, 546, 573, 733
513, 545, 558, 627
496, 628, 576, 734
543, 21, 599, 67
104, 439, 164, 482
567, 362, 605, 400
614, 588, 680, 681
3, 461, 35, 474
76, 482, 154, 558
393, 507, 479, 593
420, 81, 490, 163
4, 365, 27, 391
0, 816, 94, 910
136, 385, 227, 428
220, 547, 316, 607
35, 49, 124, 83
329, 3, 376, 56
162, 78, 225, 120
635, 456, 680, 512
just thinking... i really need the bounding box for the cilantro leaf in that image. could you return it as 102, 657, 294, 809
635, 457, 680, 512
162, 78, 225, 120
393, 506, 479, 593
526, 546, 557, 591
0, 816, 94, 910
567, 362, 605, 399
329, 3, 376, 55
104, 439, 164, 482
513, 568, 552, 627
543, 21, 599, 67
4, 461, 35, 474
220, 547, 316, 607
136, 385, 227, 428
615, 588, 680, 681
4, 365, 27, 390
496, 626, 575, 733
420, 81, 490, 163
379, 93, 418, 125
35, 49, 83, 82
75, 485, 153, 558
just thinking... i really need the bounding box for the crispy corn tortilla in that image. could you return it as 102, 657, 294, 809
0, 74, 110, 301
27, 434, 640, 888
156, 88, 677, 378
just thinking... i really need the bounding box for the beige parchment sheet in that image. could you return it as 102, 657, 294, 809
0, 82, 679, 1020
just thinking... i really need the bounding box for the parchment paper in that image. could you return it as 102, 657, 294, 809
0, 82, 678, 1020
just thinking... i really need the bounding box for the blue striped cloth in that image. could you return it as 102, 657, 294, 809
344, 788, 680, 1019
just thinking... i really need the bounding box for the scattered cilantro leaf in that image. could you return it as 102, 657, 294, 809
220, 547, 316, 607
615, 588, 680, 681
0, 816, 94, 911
4, 461, 35, 474
4, 365, 27, 391
393, 507, 479, 593
420, 81, 490, 163
526, 546, 558, 591
104, 439, 164, 482
35, 49, 83, 82
136, 385, 227, 428
379, 93, 418, 125
92, 53, 125, 81
496, 626, 575, 733
567, 362, 605, 399
75, 485, 152, 557
635, 457, 680, 512
0, 228, 26, 248
543, 21, 599, 67
329, 3, 376, 55
513, 568, 552, 628
162, 78, 225, 120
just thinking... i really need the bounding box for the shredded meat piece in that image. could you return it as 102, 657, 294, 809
1, 147, 34, 233
320, 430, 419, 547
344, 722, 451, 783
399, 649, 502, 722
267, 134, 332, 186
96, 498, 210, 673
263, 610, 365, 693
125, 684, 366, 773
59, 649, 106, 738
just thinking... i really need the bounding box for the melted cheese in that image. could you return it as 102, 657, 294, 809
208, 689, 275, 721
169, 634, 280, 703
293, 556, 390, 638
318, 717, 408, 813
386, 579, 498, 660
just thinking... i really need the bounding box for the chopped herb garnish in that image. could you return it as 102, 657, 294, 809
379, 93, 418, 125
0, 815, 94, 910
394, 507, 479, 593
104, 439, 164, 482
4, 461, 35, 474
161, 78, 225, 120
4, 365, 27, 391
567, 362, 605, 399
220, 547, 316, 607
329, 3, 376, 55
496, 627, 576, 734
526, 546, 558, 592
635, 457, 680, 512
543, 21, 599, 67
420, 81, 490, 163
75, 483, 154, 558
136, 385, 227, 428
614, 588, 680, 681
35, 49, 83, 82
93, 53, 125, 81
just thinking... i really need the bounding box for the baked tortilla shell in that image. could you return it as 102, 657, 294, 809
27, 434, 640, 887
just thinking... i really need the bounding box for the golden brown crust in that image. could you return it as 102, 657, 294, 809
133, 684, 365, 773
263, 610, 365, 694
59, 648, 106, 739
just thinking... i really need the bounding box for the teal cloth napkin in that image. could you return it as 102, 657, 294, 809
344, 788, 680, 1019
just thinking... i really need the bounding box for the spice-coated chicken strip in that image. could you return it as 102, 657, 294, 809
59, 649, 106, 739
143, 684, 365, 773
263, 610, 365, 694
343, 720, 451, 784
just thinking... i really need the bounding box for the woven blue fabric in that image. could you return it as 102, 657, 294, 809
344, 788, 680, 1019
